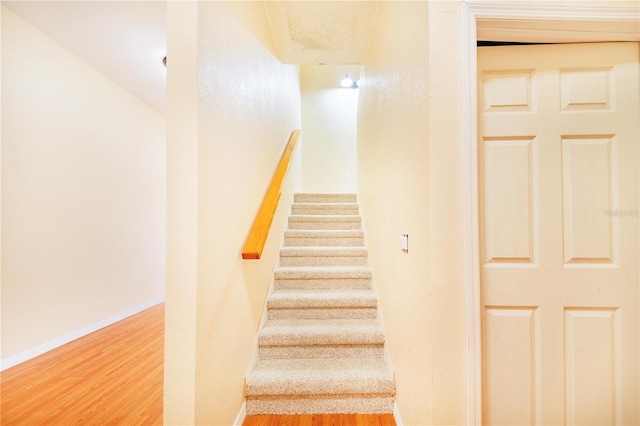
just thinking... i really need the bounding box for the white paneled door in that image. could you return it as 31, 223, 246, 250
479, 43, 640, 425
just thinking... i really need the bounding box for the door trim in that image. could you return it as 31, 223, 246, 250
461, 2, 640, 424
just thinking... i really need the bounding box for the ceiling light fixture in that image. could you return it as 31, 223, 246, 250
340, 73, 358, 89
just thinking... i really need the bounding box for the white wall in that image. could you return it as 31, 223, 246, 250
300, 65, 359, 193
1, 7, 166, 367
164, 2, 301, 424
358, 2, 466, 424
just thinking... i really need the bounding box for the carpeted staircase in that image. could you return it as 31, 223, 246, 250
245, 193, 395, 415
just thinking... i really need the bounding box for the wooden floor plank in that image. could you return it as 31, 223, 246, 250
1, 303, 164, 425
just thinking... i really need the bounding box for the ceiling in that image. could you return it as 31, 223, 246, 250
5, 1, 639, 114
4, 1, 378, 115
3, 1, 167, 113
264, 1, 379, 64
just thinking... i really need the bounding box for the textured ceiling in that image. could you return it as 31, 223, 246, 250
266, 1, 379, 64
288, 12, 358, 51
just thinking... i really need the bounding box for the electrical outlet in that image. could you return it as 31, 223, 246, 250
132, 277, 139, 288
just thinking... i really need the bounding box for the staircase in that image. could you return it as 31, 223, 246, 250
245, 193, 395, 415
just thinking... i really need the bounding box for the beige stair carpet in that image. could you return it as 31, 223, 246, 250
245, 193, 395, 415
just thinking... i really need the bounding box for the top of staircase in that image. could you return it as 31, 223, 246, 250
294, 193, 357, 203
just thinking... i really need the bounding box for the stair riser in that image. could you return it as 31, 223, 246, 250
268, 308, 378, 321
246, 396, 394, 415
294, 194, 357, 204
284, 237, 365, 247
291, 206, 359, 216
258, 344, 384, 360
274, 278, 372, 291
287, 221, 361, 230
280, 256, 369, 267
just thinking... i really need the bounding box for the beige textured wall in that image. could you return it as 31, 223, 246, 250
0, 5, 4, 389
426, 3, 466, 424
1, 7, 165, 364
358, 1, 466, 424
1, 4, 4, 381
164, 2, 301, 424
164, 2, 198, 422
300, 65, 360, 193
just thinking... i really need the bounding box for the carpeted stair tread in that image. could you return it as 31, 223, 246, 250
274, 266, 373, 279
292, 203, 360, 209
291, 203, 359, 216
258, 319, 385, 346
289, 214, 361, 221
267, 290, 378, 309
279, 247, 368, 257
287, 215, 362, 230
283, 230, 366, 247
284, 230, 365, 238
279, 247, 369, 267
294, 193, 357, 204
246, 358, 394, 397
245, 398, 394, 416
274, 282, 373, 291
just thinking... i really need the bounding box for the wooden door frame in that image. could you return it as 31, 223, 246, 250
461, 2, 640, 424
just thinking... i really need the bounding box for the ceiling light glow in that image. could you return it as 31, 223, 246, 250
341, 74, 354, 88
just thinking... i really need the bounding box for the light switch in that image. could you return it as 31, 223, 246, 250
401, 234, 409, 253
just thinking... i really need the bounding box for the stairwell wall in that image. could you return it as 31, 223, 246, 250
357, 1, 466, 424
164, 2, 301, 424
1, 7, 165, 368
300, 65, 360, 193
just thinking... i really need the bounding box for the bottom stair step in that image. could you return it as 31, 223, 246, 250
245, 395, 394, 415
246, 358, 395, 397
245, 358, 395, 415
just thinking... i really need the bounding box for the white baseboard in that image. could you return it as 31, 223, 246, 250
233, 402, 247, 426
394, 402, 404, 426
0, 297, 165, 371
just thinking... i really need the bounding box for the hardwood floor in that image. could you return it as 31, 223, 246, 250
1, 303, 164, 425
1, 303, 397, 426
243, 414, 397, 426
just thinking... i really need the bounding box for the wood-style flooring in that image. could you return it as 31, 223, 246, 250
1, 303, 397, 425
1, 303, 164, 425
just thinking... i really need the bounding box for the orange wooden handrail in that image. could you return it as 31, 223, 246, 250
242, 130, 301, 260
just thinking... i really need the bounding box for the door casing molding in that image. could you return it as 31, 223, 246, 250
460, 2, 640, 424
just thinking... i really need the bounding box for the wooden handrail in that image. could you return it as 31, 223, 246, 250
242, 130, 301, 260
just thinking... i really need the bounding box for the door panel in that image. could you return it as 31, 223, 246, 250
564, 308, 621, 426
479, 42, 639, 425
484, 306, 542, 425
561, 136, 615, 263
